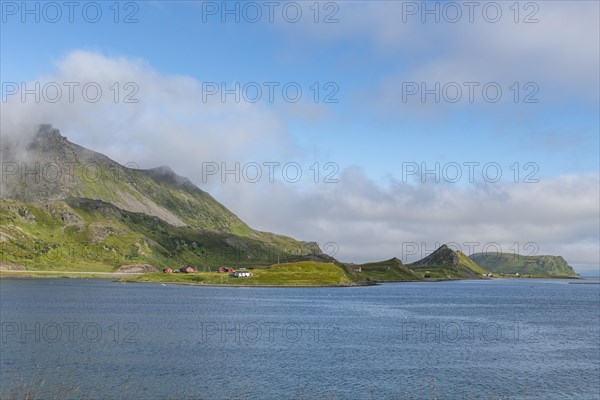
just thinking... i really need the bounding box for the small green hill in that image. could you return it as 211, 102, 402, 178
345, 257, 422, 282
250, 261, 355, 285
410, 244, 487, 279
470, 252, 577, 277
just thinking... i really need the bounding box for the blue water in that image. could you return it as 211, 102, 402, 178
1, 278, 599, 399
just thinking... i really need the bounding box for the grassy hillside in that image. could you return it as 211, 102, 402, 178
470, 252, 577, 277
0, 199, 320, 272
456, 251, 488, 274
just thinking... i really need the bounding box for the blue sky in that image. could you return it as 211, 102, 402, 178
1, 1, 599, 272
2, 1, 598, 180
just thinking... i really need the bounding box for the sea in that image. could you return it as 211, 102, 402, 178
1, 278, 599, 399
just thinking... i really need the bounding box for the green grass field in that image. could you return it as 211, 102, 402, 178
124, 261, 359, 286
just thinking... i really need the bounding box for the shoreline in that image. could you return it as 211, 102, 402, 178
1, 272, 583, 288
118, 280, 373, 288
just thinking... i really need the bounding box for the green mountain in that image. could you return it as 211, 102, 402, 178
1, 127, 576, 281
470, 252, 577, 277
0, 126, 321, 271
409, 244, 488, 279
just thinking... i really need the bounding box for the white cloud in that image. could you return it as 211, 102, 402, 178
1, 50, 290, 172
218, 170, 599, 274
277, 1, 599, 105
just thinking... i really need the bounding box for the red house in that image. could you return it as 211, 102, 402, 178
163, 267, 174, 274
218, 267, 236, 273
180, 266, 197, 273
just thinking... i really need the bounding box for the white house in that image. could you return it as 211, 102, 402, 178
230, 271, 252, 278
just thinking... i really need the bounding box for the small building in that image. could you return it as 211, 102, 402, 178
180, 266, 197, 273
163, 267, 174, 274
230, 271, 252, 278
218, 267, 236, 273
349, 266, 362, 273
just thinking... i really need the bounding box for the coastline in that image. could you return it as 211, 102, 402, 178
2, 272, 582, 288
117, 280, 373, 288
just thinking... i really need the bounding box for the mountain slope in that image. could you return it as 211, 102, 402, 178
410, 244, 487, 279
0, 197, 323, 272
470, 252, 577, 277
2, 127, 250, 234
0, 126, 320, 270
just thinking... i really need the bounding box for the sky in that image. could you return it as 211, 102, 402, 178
1, 1, 599, 274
